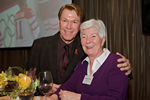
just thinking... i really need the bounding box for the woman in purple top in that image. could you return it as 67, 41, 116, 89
49, 19, 128, 100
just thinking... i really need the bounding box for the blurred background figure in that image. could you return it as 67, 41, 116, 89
14, 0, 40, 47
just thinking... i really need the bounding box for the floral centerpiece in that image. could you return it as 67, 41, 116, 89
0, 67, 39, 99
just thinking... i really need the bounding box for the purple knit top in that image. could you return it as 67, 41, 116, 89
55, 53, 128, 100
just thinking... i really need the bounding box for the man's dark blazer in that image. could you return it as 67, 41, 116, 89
26, 32, 86, 84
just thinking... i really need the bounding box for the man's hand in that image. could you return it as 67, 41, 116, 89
116, 52, 132, 75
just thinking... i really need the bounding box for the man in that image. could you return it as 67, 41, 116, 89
26, 3, 131, 92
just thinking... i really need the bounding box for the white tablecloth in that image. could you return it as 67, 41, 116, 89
0, 96, 42, 100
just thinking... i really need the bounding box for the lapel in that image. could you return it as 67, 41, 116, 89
46, 33, 59, 82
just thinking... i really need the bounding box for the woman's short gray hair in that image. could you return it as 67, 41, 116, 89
80, 19, 107, 39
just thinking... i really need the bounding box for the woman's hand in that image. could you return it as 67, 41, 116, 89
59, 90, 81, 100
47, 84, 61, 95
52, 84, 61, 92
116, 52, 131, 75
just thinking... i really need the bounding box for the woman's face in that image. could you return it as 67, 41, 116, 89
81, 28, 105, 58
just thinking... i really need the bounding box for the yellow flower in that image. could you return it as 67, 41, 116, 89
7, 75, 18, 82
0, 71, 7, 81
18, 74, 31, 90
0, 71, 8, 88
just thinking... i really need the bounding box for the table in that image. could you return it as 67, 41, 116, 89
0, 96, 42, 100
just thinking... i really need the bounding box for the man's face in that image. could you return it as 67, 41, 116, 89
58, 9, 81, 44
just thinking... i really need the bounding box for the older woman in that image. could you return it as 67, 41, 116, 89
49, 19, 128, 100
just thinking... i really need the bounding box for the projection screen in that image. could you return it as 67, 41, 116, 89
0, 0, 72, 48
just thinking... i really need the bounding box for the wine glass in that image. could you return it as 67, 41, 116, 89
38, 71, 53, 99
18, 77, 36, 100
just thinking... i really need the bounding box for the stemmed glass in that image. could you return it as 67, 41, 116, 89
38, 71, 53, 100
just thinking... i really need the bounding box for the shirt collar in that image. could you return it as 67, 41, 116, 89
58, 34, 74, 51
82, 48, 110, 75
96, 48, 110, 65
82, 48, 110, 64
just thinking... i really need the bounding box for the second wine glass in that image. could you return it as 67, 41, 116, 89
38, 71, 53, 99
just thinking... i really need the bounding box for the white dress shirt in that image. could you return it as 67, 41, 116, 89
82, 48, 110, 76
